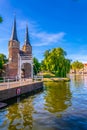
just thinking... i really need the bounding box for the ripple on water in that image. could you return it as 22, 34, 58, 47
0, 75, 87, 130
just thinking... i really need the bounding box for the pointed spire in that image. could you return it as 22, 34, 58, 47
10, 16, 18, 41
25, 24, 31, 45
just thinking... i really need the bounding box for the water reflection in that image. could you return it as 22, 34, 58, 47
6, 97, 34, 130
44, 82, 72, 115
71, 75, 84, 88
0, 75, 87, 130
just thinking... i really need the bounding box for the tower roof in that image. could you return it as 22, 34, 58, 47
25, 24, 31, 46
10, 17, 18, 41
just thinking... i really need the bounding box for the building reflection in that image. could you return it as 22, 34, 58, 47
71, 75, 84, 88
6, 97, 34, 130
44, 82, 72, 116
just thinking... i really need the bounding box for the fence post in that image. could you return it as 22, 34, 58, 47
34, 76, 36, 81
35, 76, 37, 81
7, 79, 10, 89
42, 75, 43, 81
16, 76, 17, 82
20, 78, 21, 86
4, 77, 5, 83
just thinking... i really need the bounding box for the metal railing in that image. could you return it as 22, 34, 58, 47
0, 76, 43, 90
33, 75, 43, 81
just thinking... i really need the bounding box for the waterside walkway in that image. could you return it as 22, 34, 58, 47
0, 78, 43, 104
0, 79, 39, 91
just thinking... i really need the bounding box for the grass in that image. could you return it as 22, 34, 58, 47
43, 77, 70, 82
38, 72, 70, 82
43, 72, 56, 78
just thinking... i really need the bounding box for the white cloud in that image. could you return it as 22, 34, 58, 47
31, 32, 66, 46
18, 19, 66, 46
18, 21, 27, 30
18, 19, 39, 32
67, 54, 87, 63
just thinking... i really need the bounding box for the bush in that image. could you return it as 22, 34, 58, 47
0, 77, 3, 82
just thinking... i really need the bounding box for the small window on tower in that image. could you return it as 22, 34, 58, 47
13, 42, 16, 46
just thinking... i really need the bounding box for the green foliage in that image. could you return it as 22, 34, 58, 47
41, 48, 71, 77
43, 72, 56, 78
71, 60, 84, 72
0, 54, 8, 76
0, 54, 7, 68
0, 77, 3, 82
0, 16, 3, 23
33, 57, 41, 75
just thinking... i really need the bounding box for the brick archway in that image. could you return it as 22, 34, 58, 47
21, 63, 31, 78
18, 54, 33, 79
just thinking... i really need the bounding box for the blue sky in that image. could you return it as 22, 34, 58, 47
0, 0, 87, 62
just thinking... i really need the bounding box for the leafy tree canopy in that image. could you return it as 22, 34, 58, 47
33, 57, 41, 75
41, 48, 71, 77
0, 16, 3, 23
71, 60, 84, 70
0, 53, 8, 69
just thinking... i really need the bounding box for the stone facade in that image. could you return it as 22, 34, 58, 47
5, 18, 33, 79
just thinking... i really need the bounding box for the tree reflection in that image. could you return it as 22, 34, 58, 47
44, 82, 72, 115
6, 97, 34, 130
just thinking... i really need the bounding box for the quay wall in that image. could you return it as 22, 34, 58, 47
0, 81, 43, 102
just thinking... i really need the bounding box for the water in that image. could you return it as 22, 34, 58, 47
0, 75, 87, 130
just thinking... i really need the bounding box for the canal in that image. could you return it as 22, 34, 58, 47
0, 75, 87, 130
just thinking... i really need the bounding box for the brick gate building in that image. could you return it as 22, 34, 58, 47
5, 18, 33, 79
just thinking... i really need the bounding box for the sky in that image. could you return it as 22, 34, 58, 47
0, 0, 87, 63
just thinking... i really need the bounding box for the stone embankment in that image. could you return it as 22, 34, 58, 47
0, 81, 43, 104
43, 78, 70, 82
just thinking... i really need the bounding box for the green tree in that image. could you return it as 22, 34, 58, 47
0, 16, 3, 23
41, 48, 71, 77
0, 53, 8, 76
44, 49, 50, 58
71, 60, 84, 74
33, 57, 41, 75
